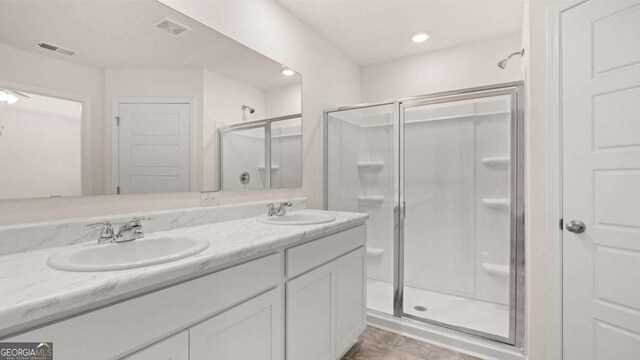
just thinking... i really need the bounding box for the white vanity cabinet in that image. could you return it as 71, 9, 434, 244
286, 226, 367, 360
189, 288, 282, 360
6, 253, 282, 360
5, 224, 366, 360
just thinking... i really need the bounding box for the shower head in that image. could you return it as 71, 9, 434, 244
497, 48, 525, 69
241, 105, 255, 114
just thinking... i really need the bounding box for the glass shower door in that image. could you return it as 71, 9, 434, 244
325, 103, 398, 315
399, 87, 523, 344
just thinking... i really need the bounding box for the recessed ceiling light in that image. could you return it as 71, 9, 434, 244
411, 32, 430, 43
282, 66, 295, 76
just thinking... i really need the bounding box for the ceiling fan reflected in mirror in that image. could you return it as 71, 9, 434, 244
0, 88, 30, 104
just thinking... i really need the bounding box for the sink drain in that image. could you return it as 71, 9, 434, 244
413, 305, 427, 312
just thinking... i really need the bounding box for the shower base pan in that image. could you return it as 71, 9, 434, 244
366, 279, 509, 338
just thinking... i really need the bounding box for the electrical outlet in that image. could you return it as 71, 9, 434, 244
200, 191, 220, 207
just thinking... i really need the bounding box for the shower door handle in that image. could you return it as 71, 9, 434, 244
566, 220, 586, 234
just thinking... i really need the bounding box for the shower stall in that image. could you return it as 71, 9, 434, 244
323, 82, 524, 347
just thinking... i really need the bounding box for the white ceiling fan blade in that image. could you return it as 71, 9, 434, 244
5, 89, 31, 98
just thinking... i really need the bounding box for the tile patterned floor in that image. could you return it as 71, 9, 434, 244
341, 326, 484, 360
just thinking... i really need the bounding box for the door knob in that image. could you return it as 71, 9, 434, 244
566, 220, 586, 234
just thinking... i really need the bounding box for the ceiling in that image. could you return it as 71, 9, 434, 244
276, 0, 524, 65
0, 1, 300, 90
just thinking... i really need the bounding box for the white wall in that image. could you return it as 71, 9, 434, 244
0, 97, 82, 199
264, 83, 302, 118
521, 1, 555, 359
204, 70, 267, 128
0, 43, 103, 195
159, 0, 362, 209
361, 34, 523, 102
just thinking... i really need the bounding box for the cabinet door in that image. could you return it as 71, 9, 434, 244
287, 262, 336, 360
190, 288, 283, 360
335, 247, 366, 356
123, 331, 188, 360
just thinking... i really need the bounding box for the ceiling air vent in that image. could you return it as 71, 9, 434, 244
153, 17, 191, 37
37, 42, 76, 56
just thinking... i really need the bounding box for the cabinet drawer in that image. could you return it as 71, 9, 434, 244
8, 253, 281, 359
286, 225, 365, 278
123, 331, 188, 360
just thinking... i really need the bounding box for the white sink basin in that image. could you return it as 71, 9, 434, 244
257, 211, 335, 226
47, 235, 210, 272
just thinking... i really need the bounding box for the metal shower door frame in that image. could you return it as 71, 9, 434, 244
322, 81, 525, 349
397, 83, 524, 347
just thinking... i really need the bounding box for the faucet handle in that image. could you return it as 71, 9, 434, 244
275, 201, 293, 216
87, 221, 115, 243
131, 216, 151, 239
266, 203, 277, 216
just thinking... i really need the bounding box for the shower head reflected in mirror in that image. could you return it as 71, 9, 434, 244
497, 48, 525, 69
241, 105, 255, 114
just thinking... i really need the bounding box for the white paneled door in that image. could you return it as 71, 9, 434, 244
562, 1, 640, 359
116, 102, 191, 194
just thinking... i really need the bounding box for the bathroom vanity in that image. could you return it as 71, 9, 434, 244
0, 210, 367, 360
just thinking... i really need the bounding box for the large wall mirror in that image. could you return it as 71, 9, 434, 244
0, 0, 302, 200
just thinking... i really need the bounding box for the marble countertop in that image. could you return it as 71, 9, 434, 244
0, 210, 367, 338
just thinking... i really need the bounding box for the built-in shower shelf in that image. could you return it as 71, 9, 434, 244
482, 263, 509, 278
357, 161, 384, 172
367, 247, 384, 258
481, 157, 510, 169
357, 195, 385, 207
481, 198, 510, 211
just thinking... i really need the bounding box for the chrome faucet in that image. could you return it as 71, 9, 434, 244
117, 217, 151, 242
87, 217, 151, 244
266, 202, 293, 217
87, 221, 116, 244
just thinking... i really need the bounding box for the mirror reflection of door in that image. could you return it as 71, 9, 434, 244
114, 102, 191, 195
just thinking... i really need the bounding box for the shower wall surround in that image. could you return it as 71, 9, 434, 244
329, 100, 512, 300
404, 98, 511, 305
327, 109, 395, 284
0, 198, 306, 256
